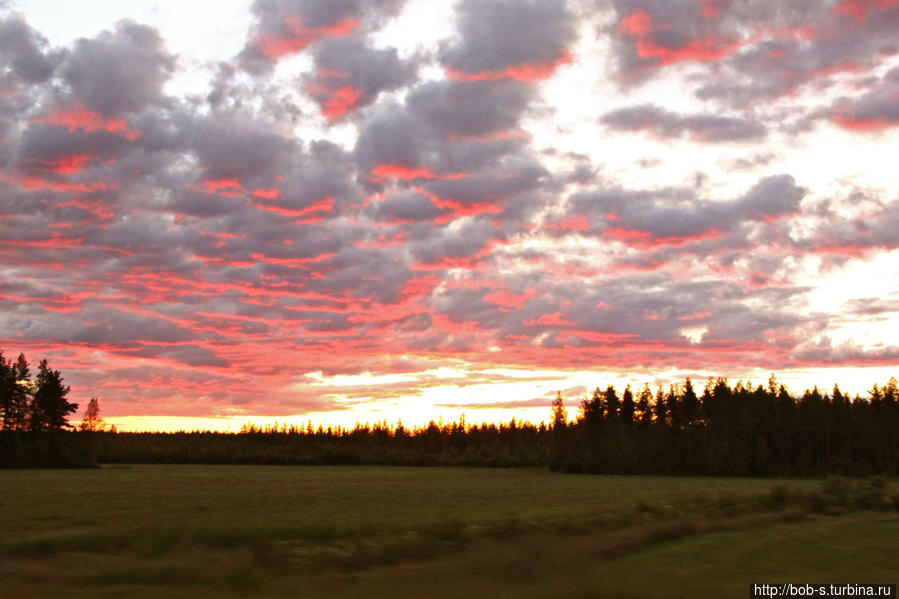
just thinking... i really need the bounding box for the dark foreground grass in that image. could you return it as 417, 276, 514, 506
0, 465, 895, 597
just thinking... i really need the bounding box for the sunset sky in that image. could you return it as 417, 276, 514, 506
2, 0, 898, 431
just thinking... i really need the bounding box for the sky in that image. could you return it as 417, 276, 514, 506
1, 0, 898, 432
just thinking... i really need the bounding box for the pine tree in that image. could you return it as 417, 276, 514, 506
681, 378, 699, 427
636, 384, 653, 425
652, 386, 667, 424
30, 359, 78, 431
11, 354, 31, 431
620, 385, 635, 424
551, 391, 567, 429
580, 388, 603, 425
604, 385, 619, 420
0, 350, 12, 430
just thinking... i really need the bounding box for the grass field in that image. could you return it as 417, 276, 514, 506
1, 465, 896, 597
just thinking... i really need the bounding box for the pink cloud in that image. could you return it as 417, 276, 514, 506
444, 52, 572, 83
250, 16, 360, 60
370, 164, 469, 182
602, 226, 722, 248
832, 0, 899, 22
483, 287, 536, 310
618, 10, 744, 68
35, 105, 141, 140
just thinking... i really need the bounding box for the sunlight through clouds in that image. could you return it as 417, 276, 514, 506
1, 0, 898, 430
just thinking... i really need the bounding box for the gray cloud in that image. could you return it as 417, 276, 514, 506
60, 21, 174, 116
609, 0, 899, 115
602, 104, 767, 142
440, 0, 576, 75
371, 189, 442, 223
239, 0, 406, 73
829, 71, 899, 130
407, 79, 535, 138
4, 1, 898, 418
561, 174, 804, 244
0, 15, 62, 83
303, 35, 418, 120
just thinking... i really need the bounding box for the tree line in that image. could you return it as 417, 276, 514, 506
90, 419, 548, 467
91, 376, 899, 475
551, 376, 899, 476
1, 345, 897, 474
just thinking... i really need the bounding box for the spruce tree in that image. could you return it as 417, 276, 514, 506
31, 359, 78, 431
551, 391, 567, 429
620, 385, 635, 424
636, 384, 653, 425
0, 351, 12, 430
11, 354, 31, 431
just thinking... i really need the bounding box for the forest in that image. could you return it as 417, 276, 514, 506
2, 347, 898, 475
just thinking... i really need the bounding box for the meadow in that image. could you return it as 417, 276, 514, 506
1, 465, 897, 597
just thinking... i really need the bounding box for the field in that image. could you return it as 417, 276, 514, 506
1, 465, 897, 597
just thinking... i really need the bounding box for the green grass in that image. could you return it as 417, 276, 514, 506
0, 465, 895, 597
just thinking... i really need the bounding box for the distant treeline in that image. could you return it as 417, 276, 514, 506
91, 420, 548, 468
2, 344, 898, 476
551, 376, 899, 476
84, 375, 899, 476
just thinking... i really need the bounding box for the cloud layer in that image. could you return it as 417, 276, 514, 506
2, 0, 899, 424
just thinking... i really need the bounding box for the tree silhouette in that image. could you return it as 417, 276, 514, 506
580, 388, 602, 426
604, 385, 620, 420
549, 391, 571, 470
80, 398, 105, 432
30, 359, 77, 432
636, 384, 653, 425
10, 354, 32, 431
620, 385, 635, 425
0, 351, 13, 430
551, 391, 567, 429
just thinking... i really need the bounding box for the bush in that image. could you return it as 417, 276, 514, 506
854, 476, 887, 510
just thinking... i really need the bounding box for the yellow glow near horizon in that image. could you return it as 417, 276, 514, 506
100, 363, 899, 433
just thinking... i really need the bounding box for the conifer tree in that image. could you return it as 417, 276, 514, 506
681, 378, 699, 428
551, 391, 567, 429
580, 388, 602, 425
620, 385, 635, 424
604, 385, 619, 420
0, 351, 12, 430
10, 354, 31, 431
636, 384, 653, 425
30, 359, 78, 431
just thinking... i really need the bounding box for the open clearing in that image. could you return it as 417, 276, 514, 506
1, 465, 896, 597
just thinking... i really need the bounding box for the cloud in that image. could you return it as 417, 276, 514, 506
60, 21, 175, 116
797, 193, 899, 255
791, 336, 899, 366
0, 14, 62, 83
608, 0, 899, 117
830, 67, 899, 130
601, 104, 767, 142
238, 0, 406, 72
370, 189, 442, 224
561, 174, 805, 245
3, 1, 899, 423
610, 0, 745, 76
440, 0, 576, 81
303, 36, 418, 121
189, 110, 298, 182
406, 79, 535, 138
